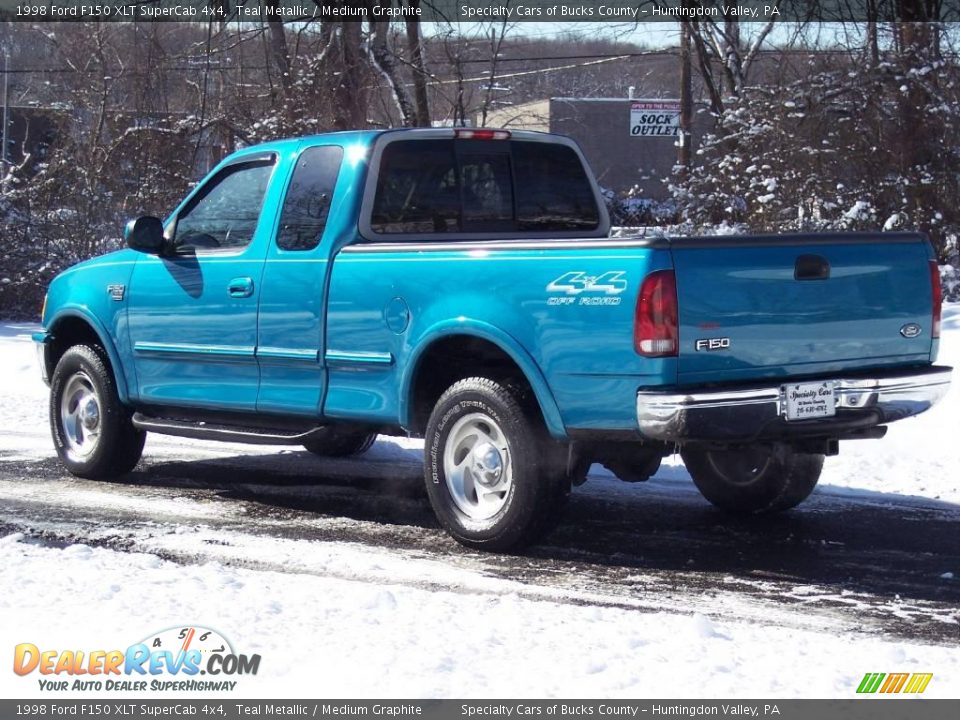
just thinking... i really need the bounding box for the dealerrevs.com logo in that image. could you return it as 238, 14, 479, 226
13, 626, 260, 692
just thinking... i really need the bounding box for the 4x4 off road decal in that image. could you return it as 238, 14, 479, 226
546, 271, 627, 306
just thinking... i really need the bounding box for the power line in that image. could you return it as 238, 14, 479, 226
3, 50, 681, 75
433, 54, 632, 86
6, 45, 930, 76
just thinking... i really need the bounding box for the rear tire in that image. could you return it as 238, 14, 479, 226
302, 428, 377, 457
424, 377, 560, 551
50, 345, 145, 479
681, 445, 823, 513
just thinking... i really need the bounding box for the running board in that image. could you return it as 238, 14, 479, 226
131, 412, 327, 446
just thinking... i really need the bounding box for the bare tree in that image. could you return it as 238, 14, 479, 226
367, 1, 417, 126
405, 1, 431, 126
339, 20, 369, 128
685, 17, 776, 116
478, 21, 512, 127
265, 0, 293, 100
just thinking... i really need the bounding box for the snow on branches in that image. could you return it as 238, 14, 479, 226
669, 54, 960, 264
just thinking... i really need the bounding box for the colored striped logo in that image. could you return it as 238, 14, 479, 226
857, 672, 933, 694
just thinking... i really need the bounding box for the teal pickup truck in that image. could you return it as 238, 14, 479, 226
35, 129, 952, 550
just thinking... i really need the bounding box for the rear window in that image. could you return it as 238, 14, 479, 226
369, 139, 599, 235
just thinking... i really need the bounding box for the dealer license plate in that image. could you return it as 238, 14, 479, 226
782, 381, 837, 421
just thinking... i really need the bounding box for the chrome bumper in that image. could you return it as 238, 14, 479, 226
33, 331, 51, 385
637, 366, 952, 443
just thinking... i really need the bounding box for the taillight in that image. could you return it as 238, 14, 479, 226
454, 129, 511, 140
634, 270, 679, 357
931, 260, 942, 339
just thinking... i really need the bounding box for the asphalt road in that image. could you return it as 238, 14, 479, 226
0, 436, 957, 647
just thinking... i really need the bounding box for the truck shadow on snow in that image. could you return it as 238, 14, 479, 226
99, 447, 960, 614
8, 445, 957, 642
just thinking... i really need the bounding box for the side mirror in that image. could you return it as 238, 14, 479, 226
124, 216, 165, 254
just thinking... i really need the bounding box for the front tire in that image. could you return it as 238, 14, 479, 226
424, 377, 560, 551
681, 445, 823, 514
50, 345, 145, 479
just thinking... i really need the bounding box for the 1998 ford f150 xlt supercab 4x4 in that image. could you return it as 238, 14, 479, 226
35, 128, 952, 550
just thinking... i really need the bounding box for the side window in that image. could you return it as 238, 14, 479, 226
277, 145, 344, 251
174, 158, 274, 252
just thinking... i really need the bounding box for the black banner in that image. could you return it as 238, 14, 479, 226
2, 701, 960, 720
2, 1, 960, 23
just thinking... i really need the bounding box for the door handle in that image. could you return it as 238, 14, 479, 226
228, 277, 255, 298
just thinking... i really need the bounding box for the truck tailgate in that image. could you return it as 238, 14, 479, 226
671, 234, 935, 384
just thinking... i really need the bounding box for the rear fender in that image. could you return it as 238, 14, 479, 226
400, 319, 566, 439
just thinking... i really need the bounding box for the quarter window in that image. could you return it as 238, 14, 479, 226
277, 146, 344, 251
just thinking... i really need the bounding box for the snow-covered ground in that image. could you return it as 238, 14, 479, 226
0, 309, 958, 699
2, 533, 956, 699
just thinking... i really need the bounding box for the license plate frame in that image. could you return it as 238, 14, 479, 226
782, 380, 837, 422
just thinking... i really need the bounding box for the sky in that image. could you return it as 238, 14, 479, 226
421, 21, 857, 51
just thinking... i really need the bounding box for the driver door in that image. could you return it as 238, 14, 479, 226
126, 154, 279, 411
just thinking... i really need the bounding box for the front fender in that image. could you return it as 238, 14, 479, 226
48, 307, 131, 404
400, 318, 566, 439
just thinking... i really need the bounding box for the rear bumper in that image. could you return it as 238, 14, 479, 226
636, 365, 952, 443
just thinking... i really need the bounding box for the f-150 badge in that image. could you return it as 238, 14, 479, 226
695, 337, 731, 352
546, 271, 627, 306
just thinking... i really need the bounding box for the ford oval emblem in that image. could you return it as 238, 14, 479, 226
900, 323, 923, 338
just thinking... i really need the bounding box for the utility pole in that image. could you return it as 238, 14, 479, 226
2, 51, 9, 187
677, 21, 692, 173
